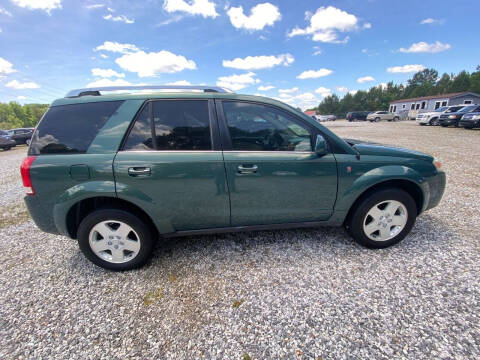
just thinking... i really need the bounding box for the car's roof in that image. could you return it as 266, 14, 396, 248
51, 91, 302, 115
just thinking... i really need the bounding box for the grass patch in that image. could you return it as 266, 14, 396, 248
232, 300, 244, 308
143, 288, 163, 305
242, 353, 251, 360
0, 202, 30, 229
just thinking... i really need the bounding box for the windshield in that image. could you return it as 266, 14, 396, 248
434, 106, 448, 112
445, 106, 465, 113
458, 105, 477, 113
0, 130, 7, 136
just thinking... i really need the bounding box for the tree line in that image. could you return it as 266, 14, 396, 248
314, 66, 480, 116
0, 102, 49, 130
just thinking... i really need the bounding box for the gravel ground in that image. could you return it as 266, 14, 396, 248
0, 122, 479, 359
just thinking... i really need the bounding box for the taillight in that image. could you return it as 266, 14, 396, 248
20, 156, 37, 195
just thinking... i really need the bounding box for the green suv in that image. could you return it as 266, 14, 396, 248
21, 86, 446, 271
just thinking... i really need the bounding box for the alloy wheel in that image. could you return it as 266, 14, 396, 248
89, 220, 141, 263
362, 200, 408, 241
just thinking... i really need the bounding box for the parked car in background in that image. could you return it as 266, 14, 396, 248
367, 111, 399, 122
0, 130, 16, 151
314, 114, 336, 122
459, 110, 480, 129
346, 111, 371, 121
416, 106, 449, 126
439, 105, 480, 127
8, 128, 34, 145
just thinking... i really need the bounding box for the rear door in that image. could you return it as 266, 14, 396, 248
114, 99, 230, 233
217, 100, 337, 226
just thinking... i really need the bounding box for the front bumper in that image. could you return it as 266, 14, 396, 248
424, 170, 446, 212
416, 117, 430, 124
459, 119, 479, 128
439, 117, 458, 126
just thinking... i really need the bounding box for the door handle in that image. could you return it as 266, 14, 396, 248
128, 167, 151, 176
237, 165, 258, 174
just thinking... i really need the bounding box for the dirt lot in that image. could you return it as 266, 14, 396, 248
0, 122, 479, 359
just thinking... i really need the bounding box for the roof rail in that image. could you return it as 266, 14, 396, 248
65, 85, 233, 98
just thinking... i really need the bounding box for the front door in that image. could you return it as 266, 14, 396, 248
217, 100, 337, 226
114, 99, 230, 233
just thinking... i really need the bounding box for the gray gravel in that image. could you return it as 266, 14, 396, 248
0, 122, 479, 359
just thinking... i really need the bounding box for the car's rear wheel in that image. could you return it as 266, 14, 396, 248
345, 188, 417, 248
77, 209, 155, 271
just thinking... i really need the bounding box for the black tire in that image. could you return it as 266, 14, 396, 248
393, 117, 399, 121
3, 147, 11, 151
345, 188, 417, 249
77, 209, 155, 271
375, 117, 381, 122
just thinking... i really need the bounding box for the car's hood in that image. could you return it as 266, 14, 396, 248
343, 138, 433, 161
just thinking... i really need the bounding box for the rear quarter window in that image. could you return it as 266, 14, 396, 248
29, 101, 124, 155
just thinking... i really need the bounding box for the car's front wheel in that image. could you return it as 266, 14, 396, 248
77, 209, 155, 271
345, 188, 417, 248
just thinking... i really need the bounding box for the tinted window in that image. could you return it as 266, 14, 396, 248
223, 102, 312, 151
29, 101, 123, 155
445, 106, 465, 113
124, 100, 211, 151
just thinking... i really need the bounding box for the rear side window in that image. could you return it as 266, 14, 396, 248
123, 100, 211, 151
29, 101, 123, 155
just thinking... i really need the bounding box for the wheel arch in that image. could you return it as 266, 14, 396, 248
65, 196, 159, 240
343, 179, 424, 226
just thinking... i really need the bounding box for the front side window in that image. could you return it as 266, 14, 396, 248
124, 100, 211, 151
222, 101, 312, 152
29, 101, 124, 155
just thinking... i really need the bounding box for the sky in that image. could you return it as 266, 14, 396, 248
0, 0, 479, 110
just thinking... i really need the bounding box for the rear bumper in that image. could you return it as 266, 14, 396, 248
424, 170, 446, 212
24, 195, 60, 235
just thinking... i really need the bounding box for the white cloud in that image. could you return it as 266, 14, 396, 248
357, 76, 375, 83
363, 22, 371, 29
6, 80, 40, 89
165, 80, 191, 85
116, 50, 196, 77
288, 6, 368, 43
313, 47, 322, 56
278, 87, 298, 94
94, 41, 140, 54
399, 41, 451, 53
216, 72, 259, 91
163, 0, 218, 18
297, 68, 333, 79
11, 0, 62, 13
377, 82, 388, 89
348, 90, 358, 95
222, 54, 294, 70
387, 64, 425, 74
85, 4, 104, 9
91, 68, 125, 78
86, 78, 132, 87
17, 95, 26, 100
227, 3, 281, 31
0, 7, 13, 16
276, 92, 319, 110
103, 14, 134, 24
258, 85, 274, 91
315, 86, 332, 97
336, 86, 348, 92
0, 57, 16, 76
100, 54, 108, 59
420, 18, 444, 25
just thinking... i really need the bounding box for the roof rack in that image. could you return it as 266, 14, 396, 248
65, 85, 233, 98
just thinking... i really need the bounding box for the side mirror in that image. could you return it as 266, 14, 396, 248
314, 134, 328, 156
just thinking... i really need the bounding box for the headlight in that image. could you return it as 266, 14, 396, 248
472, 115, 480, 120
448, 115, 457, 119
433, 158, 441, 170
